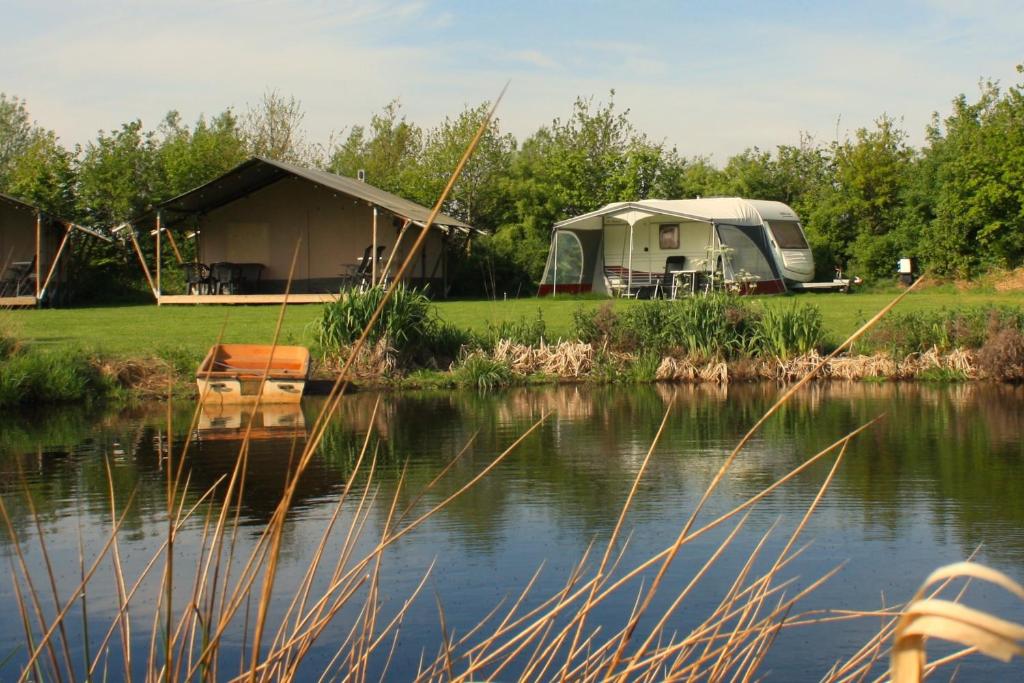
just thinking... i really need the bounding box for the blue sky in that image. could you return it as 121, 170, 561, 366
1, 0, 1021, 160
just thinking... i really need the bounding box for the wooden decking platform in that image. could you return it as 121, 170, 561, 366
157, 293, 340, 305
0, 296, 37, 308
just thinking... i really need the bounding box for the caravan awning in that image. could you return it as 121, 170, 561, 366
553, 198, 772, 230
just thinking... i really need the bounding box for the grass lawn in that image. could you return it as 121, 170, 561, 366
4, 286, 1024, 359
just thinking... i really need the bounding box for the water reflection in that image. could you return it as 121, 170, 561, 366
1, 383, 1023, 559
1, 383, 1023, 679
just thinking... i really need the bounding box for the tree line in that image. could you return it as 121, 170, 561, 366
1, 67, 1023, 299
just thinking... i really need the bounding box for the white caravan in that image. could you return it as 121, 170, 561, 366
539, 197, 828, 296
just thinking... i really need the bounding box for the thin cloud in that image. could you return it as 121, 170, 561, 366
1, 0, 1021, 162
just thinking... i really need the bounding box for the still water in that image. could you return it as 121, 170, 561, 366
1, 383, 1023, 680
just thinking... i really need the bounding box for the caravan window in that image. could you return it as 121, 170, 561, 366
766, 221, 809, 249
659, 224, 679, 249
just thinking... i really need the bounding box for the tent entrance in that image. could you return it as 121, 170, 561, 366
538, 229, 602, 295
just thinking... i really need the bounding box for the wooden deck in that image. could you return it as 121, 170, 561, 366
157, 293, 340, 305
0, 296, 37, 308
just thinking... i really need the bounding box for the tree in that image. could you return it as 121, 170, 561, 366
327, 100, 422, 194
918, 72, 1024, 276
76, 120, 160, 225
242, 90, 321, 166
408, 102, 516, 231
0, 94, 37, 187
498, 92, 681, 282
157, 109, 248, 197
801, 116, 916, 279
4, 129, 76, 219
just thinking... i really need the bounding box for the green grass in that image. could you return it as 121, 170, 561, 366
5, 288, 1024, 360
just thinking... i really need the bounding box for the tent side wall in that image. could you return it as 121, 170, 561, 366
196, 177, 446, 294
0, 201, 66, 299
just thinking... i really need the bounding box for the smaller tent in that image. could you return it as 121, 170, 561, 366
0, 193, 109, 307
539, 198, 812, 297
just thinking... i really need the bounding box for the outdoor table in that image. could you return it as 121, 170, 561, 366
670, 270, 700, 298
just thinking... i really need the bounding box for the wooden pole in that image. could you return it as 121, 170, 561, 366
155, 212, 162, 296
164, 228, 183, 264
128, 226, 157, 298
371, 206, 378, 286
38, 224, 73, 300
380, 219, 411, 284
34, 212, 41, 300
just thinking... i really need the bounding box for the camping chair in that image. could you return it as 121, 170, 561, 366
659, 255, 688, 299
210, 262, 242, 294
1, 259, 36, 297
237, 263, 265, 293
182, 262, 212, 294
341, 245, 373, 289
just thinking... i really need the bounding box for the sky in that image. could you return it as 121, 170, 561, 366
1, 0, 1022, 161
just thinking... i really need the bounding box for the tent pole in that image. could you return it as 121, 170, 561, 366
39, 223, 73, 301
34, 212, 41, 301
155, 212, 162, 297
128, 225, 157, 299
552, 230, 558, 296
627, 221, 634, 295
371, 207, 378, 286
380, 218, 410, 283
164, 228, 183, 264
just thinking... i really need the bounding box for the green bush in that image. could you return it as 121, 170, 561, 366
672, 295, 758, 359
0, 330, 16, 361
480, 309, 547, 349
865, 306, 1024, 357
313, 284, 434, 354
454, 354, 516, 390
753, 302, 826, 360
0, 348, 110, 408
572, 303, 619, 348
627, 353, 661, 382
573, 296, 761, 360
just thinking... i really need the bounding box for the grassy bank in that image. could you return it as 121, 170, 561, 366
3, 286, 1024, 402
8, 287, 1024, 356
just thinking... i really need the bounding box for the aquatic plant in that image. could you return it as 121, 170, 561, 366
479, 308, 547, 349
454, 352, 517, 390
313, 283, 434, 353
753, 300, 826, 360
865, 305, 1024, 357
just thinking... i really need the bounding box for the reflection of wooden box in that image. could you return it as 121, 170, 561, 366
197, 344, 310, 404
196, 403, 306, 441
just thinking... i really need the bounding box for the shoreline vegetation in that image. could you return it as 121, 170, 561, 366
4, 287, 1024, 406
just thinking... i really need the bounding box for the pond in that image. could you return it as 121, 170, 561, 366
1, 382, 1023, 681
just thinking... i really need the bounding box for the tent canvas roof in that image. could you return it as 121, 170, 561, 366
0, 192, 109, 241
135, 156, 478, 233
553, 198, 799, 230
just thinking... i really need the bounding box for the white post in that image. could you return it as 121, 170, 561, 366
627, 221, 635, 295
371, 206, 378, 286
552, 230, 558, 296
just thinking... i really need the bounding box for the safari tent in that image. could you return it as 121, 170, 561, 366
125, 157, 478, 304
0, 193, 110, 307
539, 198, 816, 297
